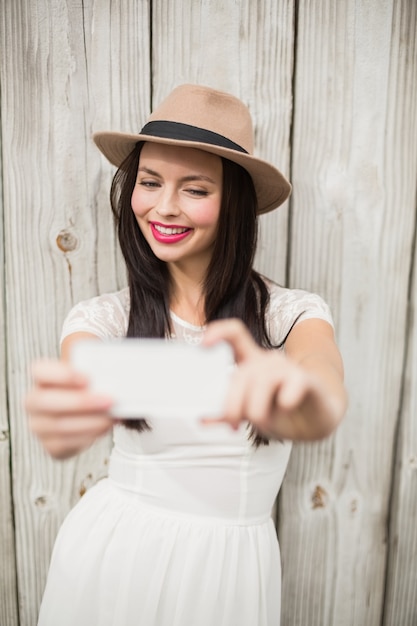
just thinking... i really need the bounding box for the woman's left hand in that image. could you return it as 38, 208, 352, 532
202, 318, 347, 441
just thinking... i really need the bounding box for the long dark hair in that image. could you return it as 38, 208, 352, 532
110, 142, 291, 445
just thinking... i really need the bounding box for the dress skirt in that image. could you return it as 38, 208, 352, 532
38, 422, 292, 626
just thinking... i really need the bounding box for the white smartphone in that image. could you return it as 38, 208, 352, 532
70, 339, 234, 419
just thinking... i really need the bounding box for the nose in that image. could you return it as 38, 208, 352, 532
155, 187, 181, 217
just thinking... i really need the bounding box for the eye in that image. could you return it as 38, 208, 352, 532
186, 188, 209, 197
138, 180, 160, 188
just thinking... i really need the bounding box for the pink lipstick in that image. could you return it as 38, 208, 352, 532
150, 222, 192, 244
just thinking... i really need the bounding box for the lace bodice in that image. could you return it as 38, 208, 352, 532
60, 279, 333, 345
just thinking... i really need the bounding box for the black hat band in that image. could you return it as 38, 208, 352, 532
140, 121, 249, 154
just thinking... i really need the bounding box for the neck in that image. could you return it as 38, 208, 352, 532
168, 265, 206, 326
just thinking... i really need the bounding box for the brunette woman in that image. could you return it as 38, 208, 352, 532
27, 84, 347, 626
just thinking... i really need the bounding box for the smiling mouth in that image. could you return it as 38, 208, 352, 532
150, 222, 193, 244
153, 224, 190, 235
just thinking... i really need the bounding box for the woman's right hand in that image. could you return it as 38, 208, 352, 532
25, 359, 114, 460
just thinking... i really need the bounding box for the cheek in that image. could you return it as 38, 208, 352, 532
191, 200, 221, 228
131, 187, 148, 218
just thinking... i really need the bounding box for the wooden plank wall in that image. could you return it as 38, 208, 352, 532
279, 1, 417, 625
1, 2, 151, 624
0, 1, 416, 625
381, 3, 417, 622
0, 74, 20, 626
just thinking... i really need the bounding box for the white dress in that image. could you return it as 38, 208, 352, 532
37, 281, 333, 626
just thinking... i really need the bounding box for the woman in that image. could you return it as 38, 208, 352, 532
26, 84, 347, 625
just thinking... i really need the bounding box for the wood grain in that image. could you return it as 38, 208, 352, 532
279, 0, 417, 624
1, 0, 417, 624
0, 73, 19, 626
381, 6, 417, 624
1, 1, 150, 623
383, 209, 417, 626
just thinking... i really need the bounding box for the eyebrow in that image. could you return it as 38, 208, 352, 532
138, 167, 217, 184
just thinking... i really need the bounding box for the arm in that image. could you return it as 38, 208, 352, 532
202, 318, 347, 441
25, 332, 114, 460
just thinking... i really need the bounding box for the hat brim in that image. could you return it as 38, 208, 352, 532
93, 131, 291, 215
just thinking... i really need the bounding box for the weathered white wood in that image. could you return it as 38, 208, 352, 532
383, 226, 417, 626
2, 0, 417, 624
0, 103, 19, 626
152, 0, 295, 285
1, 1, 150, 623
279, 0, 417, 624
381, 7, 417, 623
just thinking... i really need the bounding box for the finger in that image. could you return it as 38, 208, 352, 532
29, 414, 114, 438
200, 415, 243, 431
31, 359, 89, 388
277, 372, 309, 410
203, 319, 260, 363
243, 368, 281, 426
39, 431, 110, 460
25, 389, 113, 416
200, 416, 227, 427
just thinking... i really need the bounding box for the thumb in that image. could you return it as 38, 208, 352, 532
203, 318, 260, 364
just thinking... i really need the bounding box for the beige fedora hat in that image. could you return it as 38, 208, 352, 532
93, 84, 291, 214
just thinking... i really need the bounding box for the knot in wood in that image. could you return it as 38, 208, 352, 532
56, 230, 78, 252
79, 473, 94, 497
0, 430, 9, 441
311, 485, 328, 509
34, 495, 49, 508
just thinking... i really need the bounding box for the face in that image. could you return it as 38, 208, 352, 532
131, 142, 223, 274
